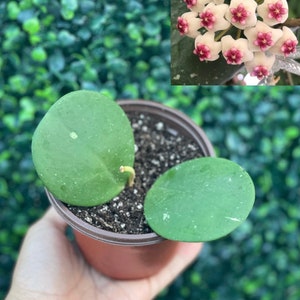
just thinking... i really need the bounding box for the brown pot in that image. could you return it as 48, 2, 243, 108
46, 100, 215, 280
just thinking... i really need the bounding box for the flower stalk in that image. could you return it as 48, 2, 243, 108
283, 18, 300, 28
119, 166, 136, 187
214, 26, 232, 41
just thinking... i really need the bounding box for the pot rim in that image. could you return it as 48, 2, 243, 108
47, 99, 215, 246
117, 100, 215, 156
47, 189, 163, 246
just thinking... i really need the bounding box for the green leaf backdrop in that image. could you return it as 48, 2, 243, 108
1, 1, 300, 299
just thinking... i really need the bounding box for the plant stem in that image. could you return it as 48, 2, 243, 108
215, 25, 232, 41
286, 71, 294, 86
236, 29, 242, 39
282, 18, 300, 27
119, 166, 136, 187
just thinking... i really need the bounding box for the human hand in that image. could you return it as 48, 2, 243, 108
6, 207, 202, 300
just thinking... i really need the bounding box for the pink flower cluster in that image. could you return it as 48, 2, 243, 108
177, 0, 298, 80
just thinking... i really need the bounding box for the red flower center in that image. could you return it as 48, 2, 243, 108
184, 0, 197, 9
200, 9, 215, 30
230, 4, 250, 25
177, 17, 189, 35
268, 1, 288, 22
193, 44, 211, 61
281, 39, 298, 57
251, 65, 269, 80
254, 32, 274, 51
224, 48, 243, 65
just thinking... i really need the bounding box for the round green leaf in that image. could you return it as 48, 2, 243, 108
23, 18, 40, 35
32, 90, 134, 206
31, 47, 47, 62
144, 157, 255, 242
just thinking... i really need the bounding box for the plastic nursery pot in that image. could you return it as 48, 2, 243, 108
46, 100, 215, 280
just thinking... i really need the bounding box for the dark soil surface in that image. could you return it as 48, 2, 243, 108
67, 111, 203, 234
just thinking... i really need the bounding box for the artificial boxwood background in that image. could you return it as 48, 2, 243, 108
1, 0, 300, 299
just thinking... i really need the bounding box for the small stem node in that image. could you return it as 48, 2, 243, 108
236, 29, 242, 40
282, 18, 300, 28
119, 166, 136, 187
214, 25, 232, 41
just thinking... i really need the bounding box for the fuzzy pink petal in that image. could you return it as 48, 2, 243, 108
257, 0, 288, 26
177, 12, 201, 38
269, 26, 299, 57
225, 0, 257, 30
244, 20, 283, 52
200, 3, 230, 32
185, 0, 210, 12
194, 32, 221, 61
244, 52, 276, 79
221, 35, 253, 64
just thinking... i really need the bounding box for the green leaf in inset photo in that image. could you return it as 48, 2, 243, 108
144, 157, 255, 242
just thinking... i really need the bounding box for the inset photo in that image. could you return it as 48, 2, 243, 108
171, 0, 300, 85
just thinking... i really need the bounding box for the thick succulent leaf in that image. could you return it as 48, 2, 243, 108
144, 157, 255, 242
171, 33, 243, 85
32, 90, 134, 206
171, 1, 242, 85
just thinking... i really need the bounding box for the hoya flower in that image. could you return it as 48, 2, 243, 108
225, 0, 257, 30
257, 0, 288, 26
184, 0, 198, 10
199, 3, 230, 32
269, 26, 298, 57
177, 12, 201, 38
244, 21, 283, 52
184, 0, 210, 12
193, 32, 222, 61
244, 52, 276, 80
221, 35, 253, 65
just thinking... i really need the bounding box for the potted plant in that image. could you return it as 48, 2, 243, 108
31, 90, 255, 279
